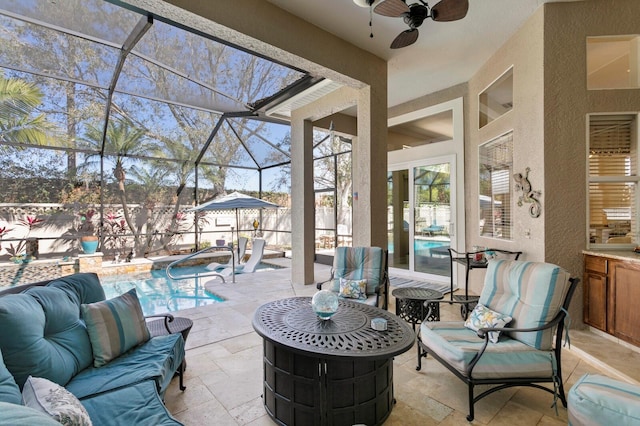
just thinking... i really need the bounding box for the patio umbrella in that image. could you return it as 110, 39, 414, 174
190, 191, 280, 246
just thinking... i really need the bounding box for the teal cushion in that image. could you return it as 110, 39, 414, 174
66, 333, 184, 399
0, 350, 21, 404
480, 260, 572, 350
47, 273, 105, 306
331, 247, 384, 295
568, 374, 640, 426
81, 289, 151, 368
420, 321, 556, 379
0, 288, 93, 389
0, 401, 61, 425
80, 380, 183, 425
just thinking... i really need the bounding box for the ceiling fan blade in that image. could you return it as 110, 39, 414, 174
431, 0, 469, 22
390, 28, 419, 49
374, 0, 410, 17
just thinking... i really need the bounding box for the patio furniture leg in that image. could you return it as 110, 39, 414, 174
467, 383, 475, 421
179, 360, 186, 391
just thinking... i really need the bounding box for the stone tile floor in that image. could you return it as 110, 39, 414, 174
162, 258, 640, 425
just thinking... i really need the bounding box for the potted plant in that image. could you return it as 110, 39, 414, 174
77, 210, 99, 254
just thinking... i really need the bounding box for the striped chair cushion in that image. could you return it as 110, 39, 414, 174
568, 374, 640, 426
81, 289, 150, 368
480, 260, 572, 350
331, 247, 384, 296
420, 321, 556, 379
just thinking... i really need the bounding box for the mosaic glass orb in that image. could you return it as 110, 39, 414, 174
311, 290, 339, 320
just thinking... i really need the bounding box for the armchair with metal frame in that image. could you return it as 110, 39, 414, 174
316, 246, 389, 310
448, 247, 522, 319
416, 259, 579, 422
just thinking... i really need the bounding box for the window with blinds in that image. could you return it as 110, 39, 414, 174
588, 114, 638, 245
479, 131, 513, 240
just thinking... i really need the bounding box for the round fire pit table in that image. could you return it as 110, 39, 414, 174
252, 297, 414, 426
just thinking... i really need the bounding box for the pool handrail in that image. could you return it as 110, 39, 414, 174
166, 244, 236, 283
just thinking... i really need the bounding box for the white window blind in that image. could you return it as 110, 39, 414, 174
588, 115, 637, 245
479, 132, 513, 240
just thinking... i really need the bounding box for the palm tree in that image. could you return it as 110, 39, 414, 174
0, 73, 60, 146
82, 117, 156, 253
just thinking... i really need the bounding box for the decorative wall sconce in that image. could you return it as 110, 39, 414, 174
513, 167, 542, 218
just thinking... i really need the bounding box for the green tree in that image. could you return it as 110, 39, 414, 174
0, 73, 60, 147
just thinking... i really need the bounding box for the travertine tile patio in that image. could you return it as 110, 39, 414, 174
162, 258, 640, 425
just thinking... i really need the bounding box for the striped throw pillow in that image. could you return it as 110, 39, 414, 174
80, 289, 150, 368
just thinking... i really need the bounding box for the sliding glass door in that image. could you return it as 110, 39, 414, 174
413, 162, 451, 276
388, 156, 455, 280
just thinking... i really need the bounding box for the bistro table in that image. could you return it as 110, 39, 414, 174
252, 297, 415, 426
392, 287, 444, 330
392, 287, 444, 363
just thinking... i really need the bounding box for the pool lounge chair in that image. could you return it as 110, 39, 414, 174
206, 237, 248, 271
219, 238, 266, 276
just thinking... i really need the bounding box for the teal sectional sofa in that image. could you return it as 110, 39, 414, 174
0, 273, 185, 425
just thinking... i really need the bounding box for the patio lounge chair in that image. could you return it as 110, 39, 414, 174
206, 237, 248, 271
316, 246, 389, 309
416, 259, 579, 421
219, 238, 265, 276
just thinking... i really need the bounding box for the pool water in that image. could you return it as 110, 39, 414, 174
101, 262, 282, 316
388, 239, 449, 254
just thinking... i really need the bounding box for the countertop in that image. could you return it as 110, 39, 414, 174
583, 249, 640, 262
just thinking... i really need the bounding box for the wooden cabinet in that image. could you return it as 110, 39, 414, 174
608, 260, 640, 346
583, 255, 607, 331
584, 254, 640, 347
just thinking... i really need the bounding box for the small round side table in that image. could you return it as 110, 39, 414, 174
392, 287, 444, 331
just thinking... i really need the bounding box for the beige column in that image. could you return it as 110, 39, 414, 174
353, 85, 388, 248
290, 116, 315, 285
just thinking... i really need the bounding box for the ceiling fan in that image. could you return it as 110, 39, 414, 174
367, 0, 469, 49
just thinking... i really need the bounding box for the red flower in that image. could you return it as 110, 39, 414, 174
105, 212, 121, 222
18, 215, 44, 230
0, 226, 13, 237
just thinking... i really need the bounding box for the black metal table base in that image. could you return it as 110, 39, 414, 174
262, 340, 394, 426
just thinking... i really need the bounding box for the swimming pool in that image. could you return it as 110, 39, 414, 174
101, 262, 282, 316
388, 239, 449, 254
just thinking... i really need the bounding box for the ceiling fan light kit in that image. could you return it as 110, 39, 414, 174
370, 0, 469, 49
353, 0, 377, 7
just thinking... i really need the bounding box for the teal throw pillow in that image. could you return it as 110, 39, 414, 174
338, 278, 367, 300
464, 304, 513, 343
80, 288, 150, 367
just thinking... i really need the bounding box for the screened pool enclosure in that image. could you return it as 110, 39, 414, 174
0, 0, 353, 262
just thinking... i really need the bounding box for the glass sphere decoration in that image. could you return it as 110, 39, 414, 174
311, 290, 339, 320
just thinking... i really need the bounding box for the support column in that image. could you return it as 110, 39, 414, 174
353, 85, 388, 248
290, 117, 315, 285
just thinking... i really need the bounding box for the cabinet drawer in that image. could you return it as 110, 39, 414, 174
585, 255, 607, 274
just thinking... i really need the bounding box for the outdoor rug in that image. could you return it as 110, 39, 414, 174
389, 276, 452, 295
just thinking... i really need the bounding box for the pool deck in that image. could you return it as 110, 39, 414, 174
162, 257, 640, 425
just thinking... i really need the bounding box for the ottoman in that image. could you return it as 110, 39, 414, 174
568, 373, 640, 425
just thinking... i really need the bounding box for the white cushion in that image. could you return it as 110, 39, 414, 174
22, 376, 92, 426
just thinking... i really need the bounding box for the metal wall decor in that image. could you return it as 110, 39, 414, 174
513, 167, 542, 218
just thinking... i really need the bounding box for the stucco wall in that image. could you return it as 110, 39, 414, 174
388, 0, 640, 325
543, 0, 640, 272
467, 8, 545, 271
